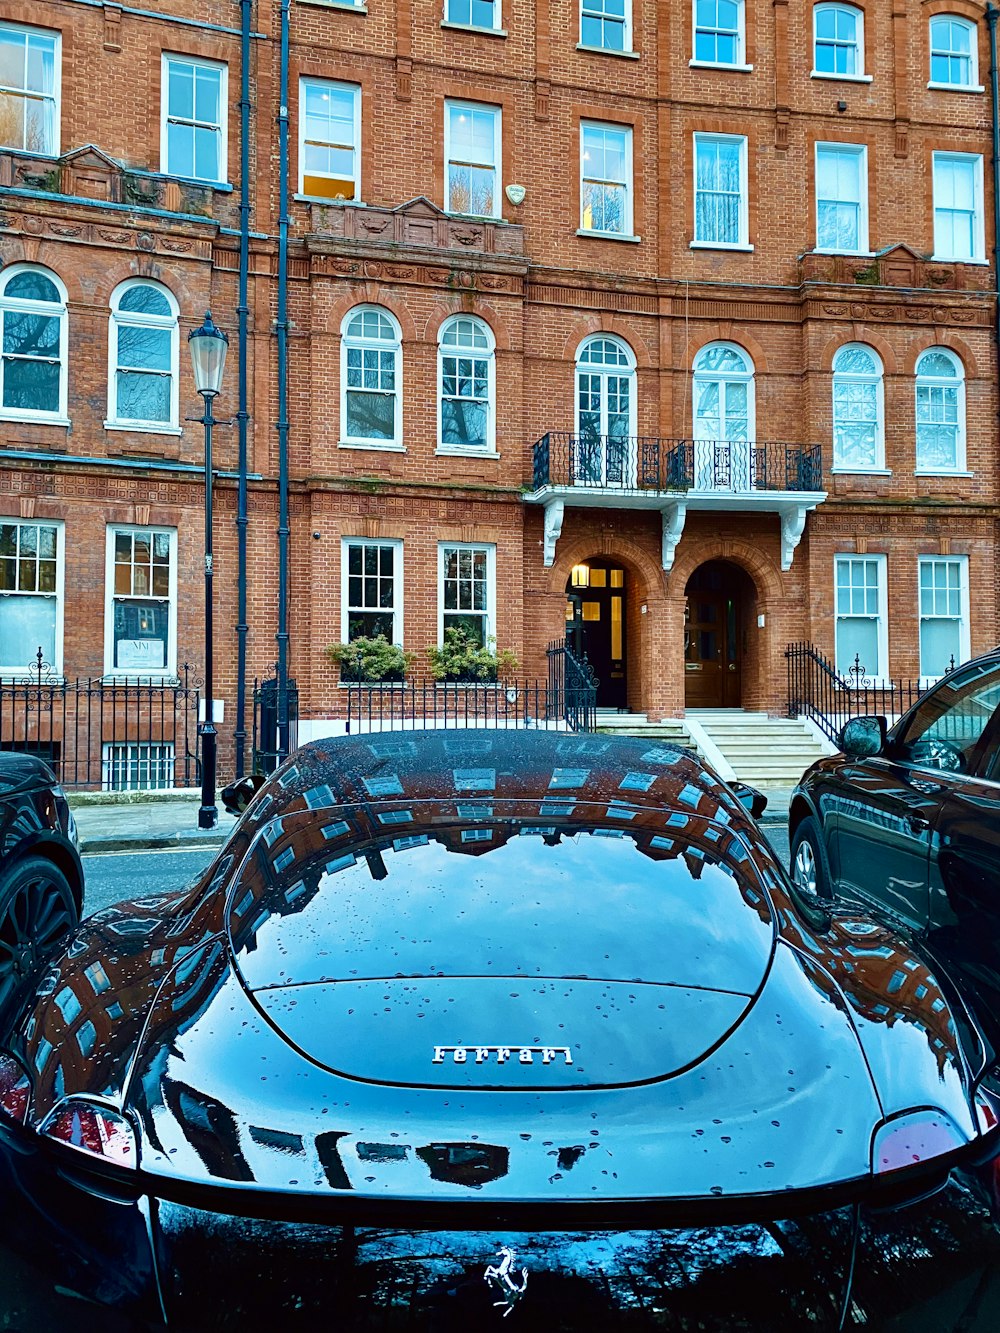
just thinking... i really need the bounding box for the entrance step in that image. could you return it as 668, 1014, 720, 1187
594, 711, 697, 754
685, 710, 834, 788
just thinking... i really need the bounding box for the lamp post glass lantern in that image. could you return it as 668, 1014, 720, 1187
188, 312, 229, 829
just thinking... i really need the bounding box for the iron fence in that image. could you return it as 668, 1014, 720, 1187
252, 675, 299, 774
0, 649, 202, 789
785, 641, 953, 745
531, 433, 823, 494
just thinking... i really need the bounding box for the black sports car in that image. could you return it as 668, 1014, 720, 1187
0, 751, 83, 1016
0, 730, 999, 1331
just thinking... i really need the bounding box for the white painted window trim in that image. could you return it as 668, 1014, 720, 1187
928, 14, 980, 90
579, 119, 634, 237
914, 346, 966, 474
101, 740, 176, 792
297, 76, 362, 202
691, 341, 757, 442
103, 526, 178, 678
834, 552, 889, 684
574, 334, 638, 438
831, 343, 885, 471
579, 0, 632, 53
811, 2, 866, 79
443, 0, 503, 31
0, 518, 64, 677
814, 141, 869, 255
691, 0, 745, 66
340, 537, 404, 645
444, 98, 502, 219
160, 52, 229, 184
105, 280, 180, 434
0, 263, 69, 425
436, 314, 497, 453
0, 20, 61, 157
437, 541, 496, 646
917, 554, 970, 684
932, 150, 985, 263
339, 305, 403, 449
692, 131, 749, 249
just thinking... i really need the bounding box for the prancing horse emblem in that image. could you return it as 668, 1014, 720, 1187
484, 1244, 529, 1317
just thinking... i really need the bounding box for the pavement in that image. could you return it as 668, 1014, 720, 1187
69, 785, 791, 854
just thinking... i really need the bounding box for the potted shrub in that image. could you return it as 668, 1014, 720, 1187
427, 626, 519, 684
325, 635, 413, 683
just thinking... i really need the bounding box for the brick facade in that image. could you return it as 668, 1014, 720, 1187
1, 0, 998, 776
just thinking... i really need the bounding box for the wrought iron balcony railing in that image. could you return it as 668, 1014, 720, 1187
530, 434, 823, 495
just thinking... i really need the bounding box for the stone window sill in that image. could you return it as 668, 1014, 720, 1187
690, 240, 754, 252
576, 44, 640, 60
441, 21, 506, 38
576, 228, 641, 243
338, 440, 406, 453
810, 70, 873, 83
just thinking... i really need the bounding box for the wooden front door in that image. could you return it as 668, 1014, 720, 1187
684, 566, 743, 708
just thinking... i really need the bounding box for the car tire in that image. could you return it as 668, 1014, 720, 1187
790, 817, 832, 905
0, 856, 79, 1015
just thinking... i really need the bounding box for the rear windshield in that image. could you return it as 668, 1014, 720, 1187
227, 803, 775, 994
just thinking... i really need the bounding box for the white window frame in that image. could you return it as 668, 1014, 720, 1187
917, 555, 970, 684
339, 305, 403, 450
811, 4, 871, 82
101, 741, 176, 792
580, 0, 632, 53
103, 526, 178, 678
814, 142, 870, 255
438, 541, 496, 647
437, 315, 497, 455
692, 132, 750, 250
834, 554, 888, 684
105, 280, 180, 434
297, 77, 361, 202
691, 0, 750, 70
160, 52, 228, 184
831, 343, 885, 473
444, 99, 502, 219
928, 15, 982, 92
0, 518, 64, 677
932, 151, 985, 262
915, 347, 966, 474
340, 537, 404, 645
0, 21, 61, 156
0, 264, 68, 424
444, 0, 502, 31
579, 120, 634, 238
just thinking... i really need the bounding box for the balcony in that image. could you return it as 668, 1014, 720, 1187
525, 434, 826, 573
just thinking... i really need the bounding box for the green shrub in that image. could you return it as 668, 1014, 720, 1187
427, 626, 519, 682
325, 635, 413, 682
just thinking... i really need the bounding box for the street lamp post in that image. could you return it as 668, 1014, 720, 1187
188, 312, 229, 830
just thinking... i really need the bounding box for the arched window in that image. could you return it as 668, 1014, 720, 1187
0, 264, 67, 421
692, 342, 755, 490
915, 348, 965, 472
340, 306, 402, 447
832, 343, 883, 470
813, 3, 865, 78
438, 315, 495, 451
929, 15, 979, 89
107, 281, 179, 431
573, 336, 636, 486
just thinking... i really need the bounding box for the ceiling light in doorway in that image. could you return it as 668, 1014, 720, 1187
571, 564, 590, 588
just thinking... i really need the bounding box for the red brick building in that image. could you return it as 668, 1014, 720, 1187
1, 0, 998, 775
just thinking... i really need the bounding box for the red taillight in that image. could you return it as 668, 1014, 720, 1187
872, 1109, 966, 1175
40, 1101, 137, 1169
0, 1052, 31, 1125
975, 1089, 1000, 1134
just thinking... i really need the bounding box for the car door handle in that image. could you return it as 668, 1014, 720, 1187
907, 814, 931, 834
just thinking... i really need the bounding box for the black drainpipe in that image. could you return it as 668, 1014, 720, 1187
275, 0, 291, 758
987, 6, 1000, 424
234, 0, 252, 776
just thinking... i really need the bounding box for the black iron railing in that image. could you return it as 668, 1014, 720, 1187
343, 647, 596, 735
785, 641, 953, 745
252, 675, 299, 774
0, 648, 201, 789
531, 433, 823, 495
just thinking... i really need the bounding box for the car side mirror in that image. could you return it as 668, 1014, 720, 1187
838, 715, 887, 758
730, 781, 768, 819
220, 774, 265, 815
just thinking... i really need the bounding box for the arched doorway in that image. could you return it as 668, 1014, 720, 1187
565, 558, 627, 709
684, 560, 756, 708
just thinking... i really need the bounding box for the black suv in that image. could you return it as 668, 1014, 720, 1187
790, 647, 1000, 1050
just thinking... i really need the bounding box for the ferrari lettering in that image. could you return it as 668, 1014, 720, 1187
432, 1045, 574, 1066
